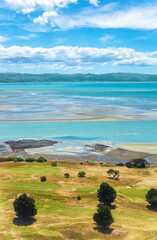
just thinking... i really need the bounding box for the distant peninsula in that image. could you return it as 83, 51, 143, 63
0, 72, 157, 83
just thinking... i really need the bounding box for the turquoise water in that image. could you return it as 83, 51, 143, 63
0, 82, 157, 143
1, 121, 157, 143
0, 82, 157, 120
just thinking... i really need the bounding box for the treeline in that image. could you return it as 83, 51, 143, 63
0, 156, 47, 162
0, 73, 157, 83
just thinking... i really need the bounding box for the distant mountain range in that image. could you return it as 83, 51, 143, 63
0, 72, 157, 82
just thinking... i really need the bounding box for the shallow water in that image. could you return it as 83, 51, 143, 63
0, 82, 157, 120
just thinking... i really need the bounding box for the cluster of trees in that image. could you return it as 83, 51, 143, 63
93, 182, 116, 228
126, 158, 149, 168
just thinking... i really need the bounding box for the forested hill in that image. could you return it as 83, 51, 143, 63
0, 73, 157, 82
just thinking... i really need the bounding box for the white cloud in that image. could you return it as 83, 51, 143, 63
34, 11, 58, 25
89, 0, 99, 7
0, 45, 156, 67
0, 36, 8, 42
16, 33, 38, 40
33, 3, 157, 30
5, 0, 77, 12
100, 35, 113, 44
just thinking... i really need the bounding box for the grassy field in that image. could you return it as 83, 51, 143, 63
0, 161, 157, 240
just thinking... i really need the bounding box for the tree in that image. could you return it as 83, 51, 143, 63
97, 182, 116, 206
116, 162, 124, 166
13, 194, 37, 219
64, 173, 70, 178
77, 195, 81, 200
146, 188, 157, 207
51, 162, 57, 167
36, 157, 47, 162
113, 170, 120, 179
25, 157, 36, 162
78, 171, 86, 178
93, 204, 114, 228
107, 169, 114, 177
40, 176, 46, 182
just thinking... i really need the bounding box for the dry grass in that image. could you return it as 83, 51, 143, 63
0, 161, 157, 240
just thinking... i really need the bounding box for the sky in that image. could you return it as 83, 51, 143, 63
0, 0, 157, 74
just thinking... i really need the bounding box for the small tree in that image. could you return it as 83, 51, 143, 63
51, 162, 57, 167
93, 204, 114, 228
77, 195, 81, 200
107, 169, 114, 176
78, 171, 86, 178
64, 173, 70, 178
107, 169, 120, 179
116, 162, 124, 166
113, 170, 120, 179
97, 182, 116, 206
13, 193, 37, 219
146, 188, 157, 207
40, 176, 46, 182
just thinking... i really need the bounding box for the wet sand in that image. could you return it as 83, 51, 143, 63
117, 143, 157, 154
1, 139, 154, 164
1, 117, 157, 123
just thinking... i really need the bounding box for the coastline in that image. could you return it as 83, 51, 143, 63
1, 117, 157, 122
1, 139, 157, 165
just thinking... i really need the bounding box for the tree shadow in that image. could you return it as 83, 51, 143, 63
108, 177, 119, 181
146, 205, 157, 212
93, 226, 114, 235
110, 204, 117, 210
13, 217, 37, 226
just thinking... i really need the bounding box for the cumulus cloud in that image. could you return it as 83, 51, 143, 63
4, 0, 77, 12
33, 11, 58, 25
89, 0, 99, 6
0, 45, 156, 67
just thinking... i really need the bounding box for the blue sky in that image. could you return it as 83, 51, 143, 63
0, 0, 157, 74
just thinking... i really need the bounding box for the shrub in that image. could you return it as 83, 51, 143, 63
97, 182, 116, 206
25, 157, 36, 162
64, 173, 70, 178
126, 158, 148, 168
93, 204, 114, 228
40, 176, 46, 182
13, 193, 37, 219
77, 195, 81, 200
116, 162, 124, 166
36, 157, 47, 162
51, 162, 57, 167
146, 188, 157, 207
5, 157, 24, 162
78, 171, 86, 178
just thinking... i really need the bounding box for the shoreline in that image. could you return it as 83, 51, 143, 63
1, 117, 157, 122
117, 143, 157, 154
1, 139, 157, 165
